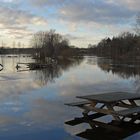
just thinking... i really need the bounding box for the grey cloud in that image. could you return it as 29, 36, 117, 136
58, 0, 137, 25
29, 0, 139, 25
29, 0, 65, 7
119, 0, 140, 11
0, 6, 47, 25
63, 34, 83, 40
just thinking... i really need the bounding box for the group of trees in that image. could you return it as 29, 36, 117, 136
31, 29, 77, 61
88, 15, 140, 60
89, 33, 140, 59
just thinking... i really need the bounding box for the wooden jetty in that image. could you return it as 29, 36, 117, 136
16, 62, 53, 70
65, 92, 140, 133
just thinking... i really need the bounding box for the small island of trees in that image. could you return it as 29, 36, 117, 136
30, 29, 79, 61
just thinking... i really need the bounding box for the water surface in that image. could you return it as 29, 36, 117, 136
0, 55, 139, 140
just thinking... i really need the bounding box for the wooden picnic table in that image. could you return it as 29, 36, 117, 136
65, 92, 140, 131
76, 92, 140, 121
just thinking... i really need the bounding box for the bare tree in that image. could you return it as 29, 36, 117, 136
30, 29, 70, 60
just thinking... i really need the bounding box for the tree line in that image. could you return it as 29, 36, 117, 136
89, 33, 140, 60
88, 15, 140, 60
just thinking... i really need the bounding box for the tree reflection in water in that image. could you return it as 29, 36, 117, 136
134, 76, 140, 93
32, 57, 84, 86
97, 58, 140, 78
87, 57, 140, 92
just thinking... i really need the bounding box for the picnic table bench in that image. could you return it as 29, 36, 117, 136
65, 92, 140, 131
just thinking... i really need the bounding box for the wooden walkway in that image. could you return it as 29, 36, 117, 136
65, 92, 140, 132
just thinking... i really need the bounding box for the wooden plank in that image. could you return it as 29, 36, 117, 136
66, 102, 140, 118
116, 101, 137, 108
128, 99, 137, 106
64, 101, 90, 107
106, 104, 121, 121
82, 105, 140, 117
81, 105, 115, 115
115, 106, 140, 117
77, 92, 140, 103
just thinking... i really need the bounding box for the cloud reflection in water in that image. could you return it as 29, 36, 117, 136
0, 56, 139, 140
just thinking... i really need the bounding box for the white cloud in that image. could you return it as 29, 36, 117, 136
29, 0, 139, 25
0, 6, 48, 40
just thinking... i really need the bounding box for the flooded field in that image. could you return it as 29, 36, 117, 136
0, 55, 139, 140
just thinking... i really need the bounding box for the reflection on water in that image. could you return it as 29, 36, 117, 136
32, 57, 84, 86
94, 58, 140, 93
77, 122, 140, 140
96, 58, 140, 79
0, 55, 140, 140
65, 114, 140, 140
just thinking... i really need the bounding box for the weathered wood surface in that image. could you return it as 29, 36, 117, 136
65, 92, 140, 124
64, 101, 90, 107
81, 105, 115, 115
65, 100, 137, 108
77, 92, 140, 103
116, 101, 138, 108
71, 103, 140, 117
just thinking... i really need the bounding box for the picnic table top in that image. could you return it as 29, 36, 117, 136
77, 92, 140, 103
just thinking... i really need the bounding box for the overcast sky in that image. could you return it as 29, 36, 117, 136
0, 0, 139, 48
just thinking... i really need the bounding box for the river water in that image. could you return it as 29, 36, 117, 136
0, 55, 139, 140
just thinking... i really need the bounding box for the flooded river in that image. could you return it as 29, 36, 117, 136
0, 55, 139, 140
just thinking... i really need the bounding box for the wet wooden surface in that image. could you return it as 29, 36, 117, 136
76, 92, 140, 103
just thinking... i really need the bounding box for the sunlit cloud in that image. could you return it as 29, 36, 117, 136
0, 5, 47, 42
